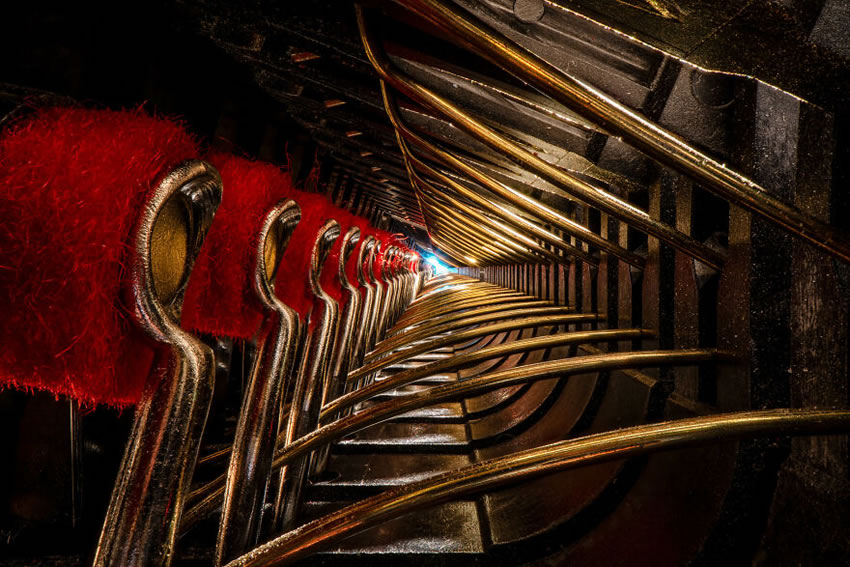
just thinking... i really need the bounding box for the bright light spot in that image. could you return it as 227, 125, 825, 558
464, 256, 478, 265
426, 255, 450, 275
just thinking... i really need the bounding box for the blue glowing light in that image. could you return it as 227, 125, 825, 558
425, 254, 450, 274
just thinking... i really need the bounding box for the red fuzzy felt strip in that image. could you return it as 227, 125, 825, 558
0, 107, 200, 407
273, 189, 338, 320
181, 153, 294, 340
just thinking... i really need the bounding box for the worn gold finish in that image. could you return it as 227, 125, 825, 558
94, 160, 222, 567
225, 408, 850, 567
150, 196, 190, 304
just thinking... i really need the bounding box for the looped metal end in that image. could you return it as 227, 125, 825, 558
95, 159, 223, 567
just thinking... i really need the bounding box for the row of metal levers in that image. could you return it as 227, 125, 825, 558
176, 272, 850, 566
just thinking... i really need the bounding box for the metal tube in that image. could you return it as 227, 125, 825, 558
357, 12, 725, 269
225, 408, 850, 567
182, 348, 721, 530
323, 327, 653, 418
94, 161, 222, 567
395, 0, 850, 265
214, 201, 302, 566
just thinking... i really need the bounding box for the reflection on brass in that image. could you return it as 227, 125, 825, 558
353, 310, 600, 382
424, 205, 528, 263
225, 409, 850, 567
392, 0, 850, 265
94, 161, 222, 567
313, 226, 363, 476
323, 327, 653, 418
364, 304, 577, 362
150, 195, 190, 305
376, 297, 553, 348
418, 186, 556, 263
273, 220, 341, 532
357, 14, 725, 268
277, 350, 723, 480
184, 348, 718, 527
215, 200, 302, 566
389, 292, 530, 334
397, 289, 521, 325
382, 84, 626, 266
350, 236, 378, 370
399, 146, 544, 264
403, 143, 598, 265
365, 241, 385, 351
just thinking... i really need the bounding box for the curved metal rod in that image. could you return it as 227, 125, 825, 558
400, 286, 523, 313
420, 181, 563, 264
363, 304, 580, 363
356, 9, 725, 269
224, 408, 850, 567
417, 185, 560, 264
420, 200, 524, 264
94, 160, 222, 567
424, 206, 530, 263
325, 227, 364, 406
421, 200, 537, 263
365, 241, 385, 352
396, 289, 525, 328
401, 150, 546, 264
395, 0, 850, 265
407, 281, 515, 306
350, 236, 378, 369
431, 230, 494, 266
403, 142, 598, 266
312, 226, 363, 477
381, 84, 641, 268
182, 349, 720, 529
323, 327, 653, 418
349, 313, 597, 384
215, 200, 302, 566
272, 219, 341, 532
370, 297, 556, 356
389, 292, 531, 335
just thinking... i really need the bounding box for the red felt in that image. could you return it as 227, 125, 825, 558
0, 107, 200, 407
181, 153, 294, 340
344, 214, 372, 291
274, 189, 338, 319
371, 228, 402, 284
320, 205, 368, 305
